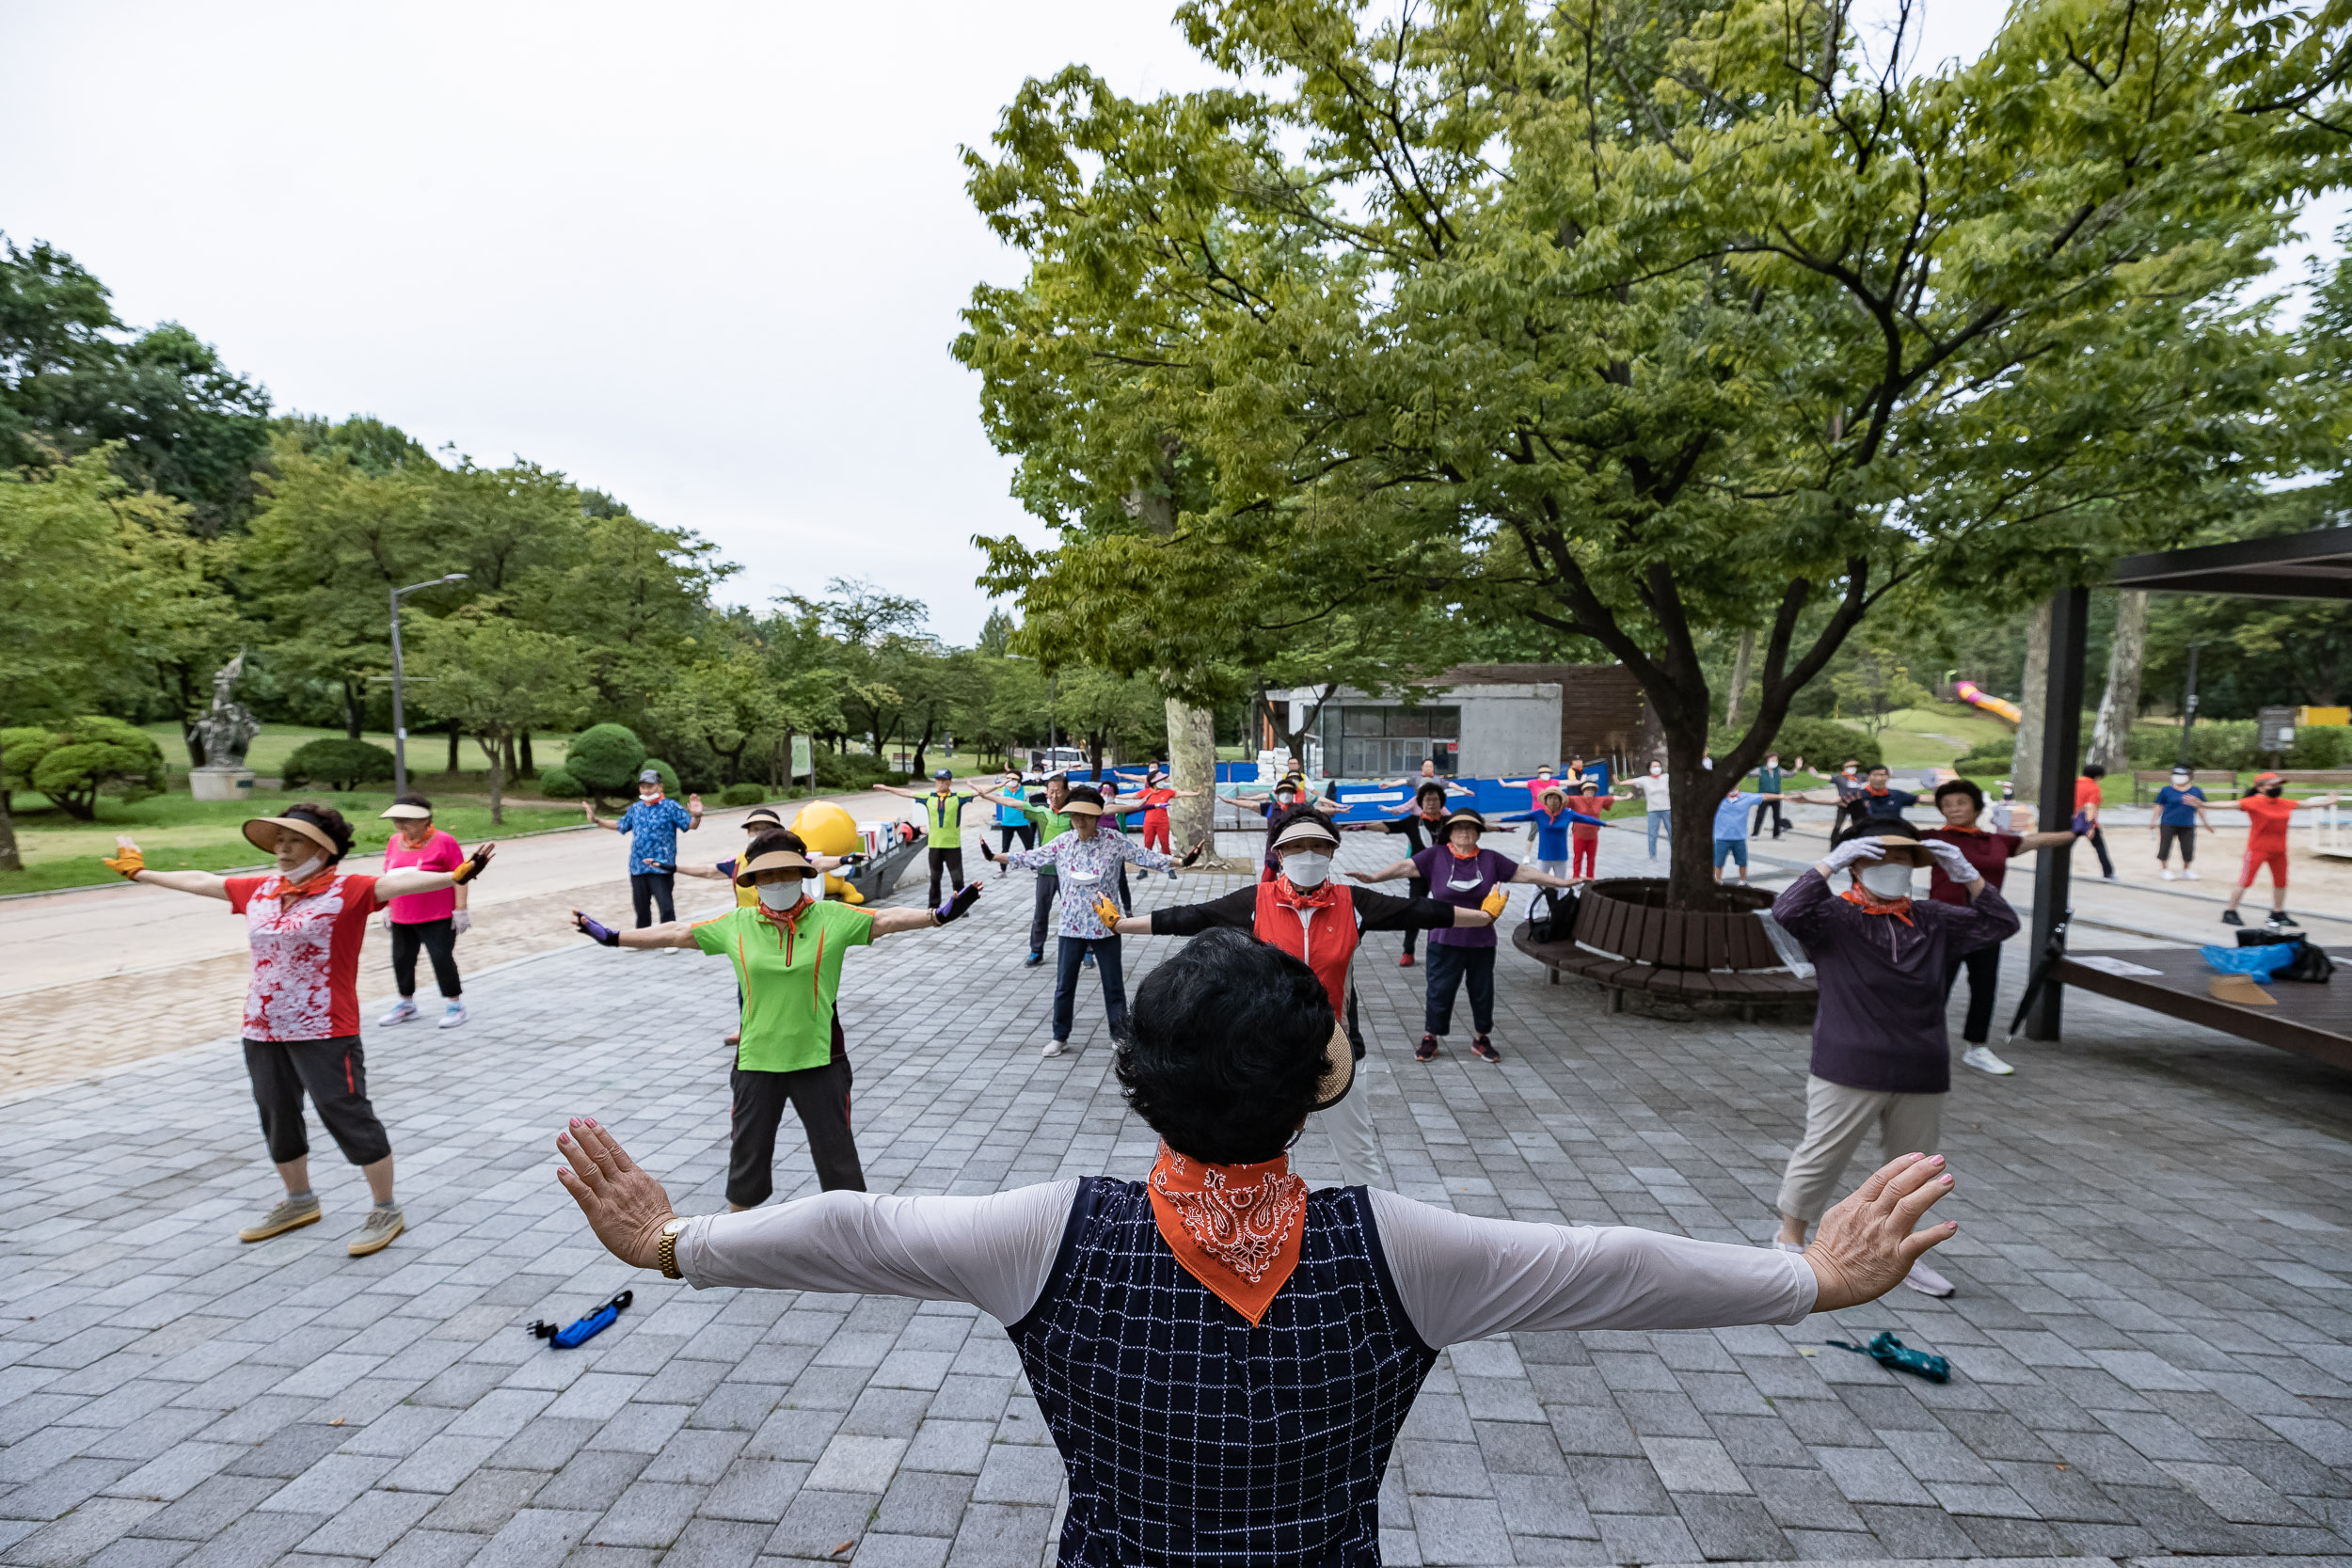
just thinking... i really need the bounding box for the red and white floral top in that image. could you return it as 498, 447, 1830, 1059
225, 872, 384, 1041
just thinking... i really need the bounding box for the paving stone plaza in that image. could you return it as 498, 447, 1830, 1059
5, 832, 2352, 1567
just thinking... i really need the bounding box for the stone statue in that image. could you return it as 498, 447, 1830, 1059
191, 653, 260, 771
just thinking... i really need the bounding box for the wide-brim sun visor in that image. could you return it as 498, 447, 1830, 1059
1441, 809, 1488, 835
1311, 1022, 1355, 1111
1867, 834, 1935, 868
378, 802, 432, 821
734, 848, 818, 885
1272, 816, 1342, 851
242, 815, 342, 860
1059, 799, 1107, 816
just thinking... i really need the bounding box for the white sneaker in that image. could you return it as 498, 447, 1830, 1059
378, 998, 418, 1026
1903, 1259, 1956, 1297
2160, 868, 2176, 880
2183, 868, 2201, 880
1041, 1040, 1069, 1058
1961, 1045, 2015, 1076
437, 1003, 468, 1030
1769, 1239, 1805, 1256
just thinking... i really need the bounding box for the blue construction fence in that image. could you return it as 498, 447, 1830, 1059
1074, 764, 1616, 825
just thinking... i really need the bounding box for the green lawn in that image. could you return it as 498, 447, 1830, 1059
139, 722, 577, 778
1, 787, 584, 896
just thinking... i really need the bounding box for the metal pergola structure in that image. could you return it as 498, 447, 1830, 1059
2024, 525, 2352, 1039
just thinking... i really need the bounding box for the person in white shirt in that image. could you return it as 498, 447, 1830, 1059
555, 931, 1956, 1568
1626, 759, 1674, 860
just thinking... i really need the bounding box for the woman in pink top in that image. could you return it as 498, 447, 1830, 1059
379, 796, 470, 1029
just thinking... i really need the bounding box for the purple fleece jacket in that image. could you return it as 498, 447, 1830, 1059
1771, 869, 2019, 1095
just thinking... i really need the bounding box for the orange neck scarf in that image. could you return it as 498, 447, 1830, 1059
1273, 874, 1340, 911
264, 867, 337, 902
1839, 885, 1915, 926
1147, 1142, 1308, 1326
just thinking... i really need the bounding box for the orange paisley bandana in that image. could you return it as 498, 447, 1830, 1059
1147, 1141, 1308, 1326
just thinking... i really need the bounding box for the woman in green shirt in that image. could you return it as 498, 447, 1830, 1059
572, 830, 980, 1207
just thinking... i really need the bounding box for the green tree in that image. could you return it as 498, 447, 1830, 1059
7, 716, 167, 820
410, 613, 593, 823
958, 0, 2340, 905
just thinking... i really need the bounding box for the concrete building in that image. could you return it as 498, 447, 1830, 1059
1264, 663, 1661, 778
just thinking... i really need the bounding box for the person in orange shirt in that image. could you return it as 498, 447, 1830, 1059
2072, 766, 2117, 881
2218, 773, 2342, 929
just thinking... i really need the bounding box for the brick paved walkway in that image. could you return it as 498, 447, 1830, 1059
4, 833, 2352, 1566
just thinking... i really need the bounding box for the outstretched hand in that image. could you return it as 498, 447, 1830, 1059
934, 883, 983, 925
572, 910, 620, 946
555, 1118, 675, 1270
103, 835, 146, 879
452, 843, 498, 884
1804, 1153, 1958, 1312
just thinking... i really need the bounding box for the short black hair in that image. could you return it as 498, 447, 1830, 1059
391, 793, 433, 815
1866, 762, 1890, 774
1415, 781, 1449, 804
285, 801, 356, 860
2082, 764, 2106, 780
744, 828, 810, 861
1115, 928, 1334, 1164
1933, 778, 1983, 809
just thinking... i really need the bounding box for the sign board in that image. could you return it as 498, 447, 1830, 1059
790, 735, 813, 784
2257, 705, 2298, 754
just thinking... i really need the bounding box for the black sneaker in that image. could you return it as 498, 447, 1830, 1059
2274, 910, 2301, 928
2221, 910, 2244, 927
1415, 1035, 1439, 1062
1471, 1035, 1502, 1063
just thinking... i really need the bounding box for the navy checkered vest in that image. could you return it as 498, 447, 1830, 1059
1008, 1176, 1438, 1566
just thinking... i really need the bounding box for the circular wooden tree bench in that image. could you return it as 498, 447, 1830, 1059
1512, 878, 1817, 1022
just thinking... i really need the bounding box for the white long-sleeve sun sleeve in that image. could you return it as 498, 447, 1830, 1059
675, 1179, 1080, 1325
1365, 1188, 1817, 1346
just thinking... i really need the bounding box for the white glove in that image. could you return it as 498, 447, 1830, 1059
378, 911, 393, 933
1920, 840, 1979, 886
452, 910, 471, 936
1818, 837, 1885, 875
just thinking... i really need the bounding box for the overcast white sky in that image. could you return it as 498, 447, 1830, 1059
5, 4, 2337, 643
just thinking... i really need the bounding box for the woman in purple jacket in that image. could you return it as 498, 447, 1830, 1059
1769, 832, 2016, 1298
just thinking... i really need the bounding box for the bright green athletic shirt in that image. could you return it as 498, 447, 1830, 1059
692, 901, 874, 1073
920, 790, 977, 848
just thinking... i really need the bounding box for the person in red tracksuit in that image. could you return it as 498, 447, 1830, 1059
1102, 816, 1489, 1185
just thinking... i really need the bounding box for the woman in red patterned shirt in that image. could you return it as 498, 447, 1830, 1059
104, 802, 492, 1257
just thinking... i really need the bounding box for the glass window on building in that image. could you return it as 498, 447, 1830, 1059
1320, 705, 1461, 778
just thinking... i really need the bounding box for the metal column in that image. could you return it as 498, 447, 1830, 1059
2026, 585, 2090, 1041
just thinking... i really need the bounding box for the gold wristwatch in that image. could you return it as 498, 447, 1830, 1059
657, 1216, 690, 1279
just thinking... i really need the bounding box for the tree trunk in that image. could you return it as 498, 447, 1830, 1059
0, 736, 20, 872
2010, 599, 2053, 800
520, 731, 534, 777
1165, 696, 1217, 854
502, 734, 519, 782
485, 732, 505, 825
1661, 703, 1735, 910
1724, 630, 1756, 728
447, 721, 461, 774
343, 679, 363, 741
2089, 590, 2148, 775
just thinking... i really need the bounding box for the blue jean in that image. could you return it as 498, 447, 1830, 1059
1713, 837, 1748, 868
1645, 810, 1672, 859
1422, 942, 1495, 1037
1053, 936, 1127, 1042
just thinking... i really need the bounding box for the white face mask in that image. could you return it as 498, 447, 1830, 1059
281, 854, 326, 883
1649, 765, 1662, 776
1283, 852, 1333, 887
1857, 863, 1914, 900
757, 879, 806, 911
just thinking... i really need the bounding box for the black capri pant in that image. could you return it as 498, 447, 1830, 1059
727, 1014, 864, 1208
389, 917, 461, 999
2158, 823, 2197, 864
244, 1036, 393, 1166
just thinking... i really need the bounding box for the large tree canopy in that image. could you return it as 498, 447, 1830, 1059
958, 0, 2349, 903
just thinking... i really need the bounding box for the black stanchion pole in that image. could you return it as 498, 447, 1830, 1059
2026, 585, 2090, 1041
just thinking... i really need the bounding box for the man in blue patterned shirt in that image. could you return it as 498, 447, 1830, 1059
585, 768, 705, 927
982, 784, 1200, 1058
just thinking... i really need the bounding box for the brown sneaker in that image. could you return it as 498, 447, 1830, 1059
237, 1195, 321, 1243
347, 1205, 405, 1258
1415, 1035, 1440, 1062
1471, 1036, 1502, 1063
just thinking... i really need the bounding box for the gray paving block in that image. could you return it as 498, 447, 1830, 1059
418, 1469, 546, 1535
875, 1467, 973, 1538
763, 1487, 878, 1560
293, 1488, 438, 1557
465, 1506, 595, 1568
370, 1528, 485, 1568
658, 1516, 768, 1568
696, 1459, 807, 1525
1670, 1492, 1794, 1560
586, 1480, 702, 1548
0, 1495, 161, 1567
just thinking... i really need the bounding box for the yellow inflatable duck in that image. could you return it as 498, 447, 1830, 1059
789, 800, 866, 904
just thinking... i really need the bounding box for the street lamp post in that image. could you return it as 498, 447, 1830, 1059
389, 574, 468, 798
2176, 640, 2203, 770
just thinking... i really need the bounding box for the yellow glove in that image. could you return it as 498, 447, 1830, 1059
102, 839, 145, 880
1093, 894, 1123, 928
1480, 885, 1508, 918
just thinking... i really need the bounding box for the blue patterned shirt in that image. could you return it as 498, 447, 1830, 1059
1004, 828, 1176, 939
615, 798, 695, 874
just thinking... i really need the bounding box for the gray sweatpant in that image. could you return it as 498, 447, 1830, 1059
1776, 1074, 1945, 1224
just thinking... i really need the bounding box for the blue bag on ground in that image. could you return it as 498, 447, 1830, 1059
531, 1290, 632, 1349
2201, 944, 2300, 977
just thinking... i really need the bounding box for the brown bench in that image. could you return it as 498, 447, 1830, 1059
1512, 879, 1815, 1021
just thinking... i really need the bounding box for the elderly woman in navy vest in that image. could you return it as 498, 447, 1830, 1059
1095, 815, 1491, 1187
556, 933, 1959, 1568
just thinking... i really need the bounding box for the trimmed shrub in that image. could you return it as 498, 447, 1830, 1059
719, 782, 767, 806
282, 737, 397, 792
14, 717, 168, 818
639, 757, 682, 796
535, 765, 585, 800
566, 723, 648, 796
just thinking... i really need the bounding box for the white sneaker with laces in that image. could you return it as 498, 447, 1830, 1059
378, 998, 418, 1026
1903, 1259, 1956, 1297
2183, 867, 2201, 880
1041, 1039, 1069, 1058
437, 1003, 468, 1030
1961, 1044, 2015, 1076
2160, 868, 2176, 880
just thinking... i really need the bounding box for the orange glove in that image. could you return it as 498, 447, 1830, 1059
102, 839, 145, 880
1481, 885, 1508, 918
452, 844, 497, 884
1093, 894, 1123, 928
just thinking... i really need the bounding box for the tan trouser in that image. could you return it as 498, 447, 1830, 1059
1776, 1074, 1945, 1224
1314, 1059, 1386, 1189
